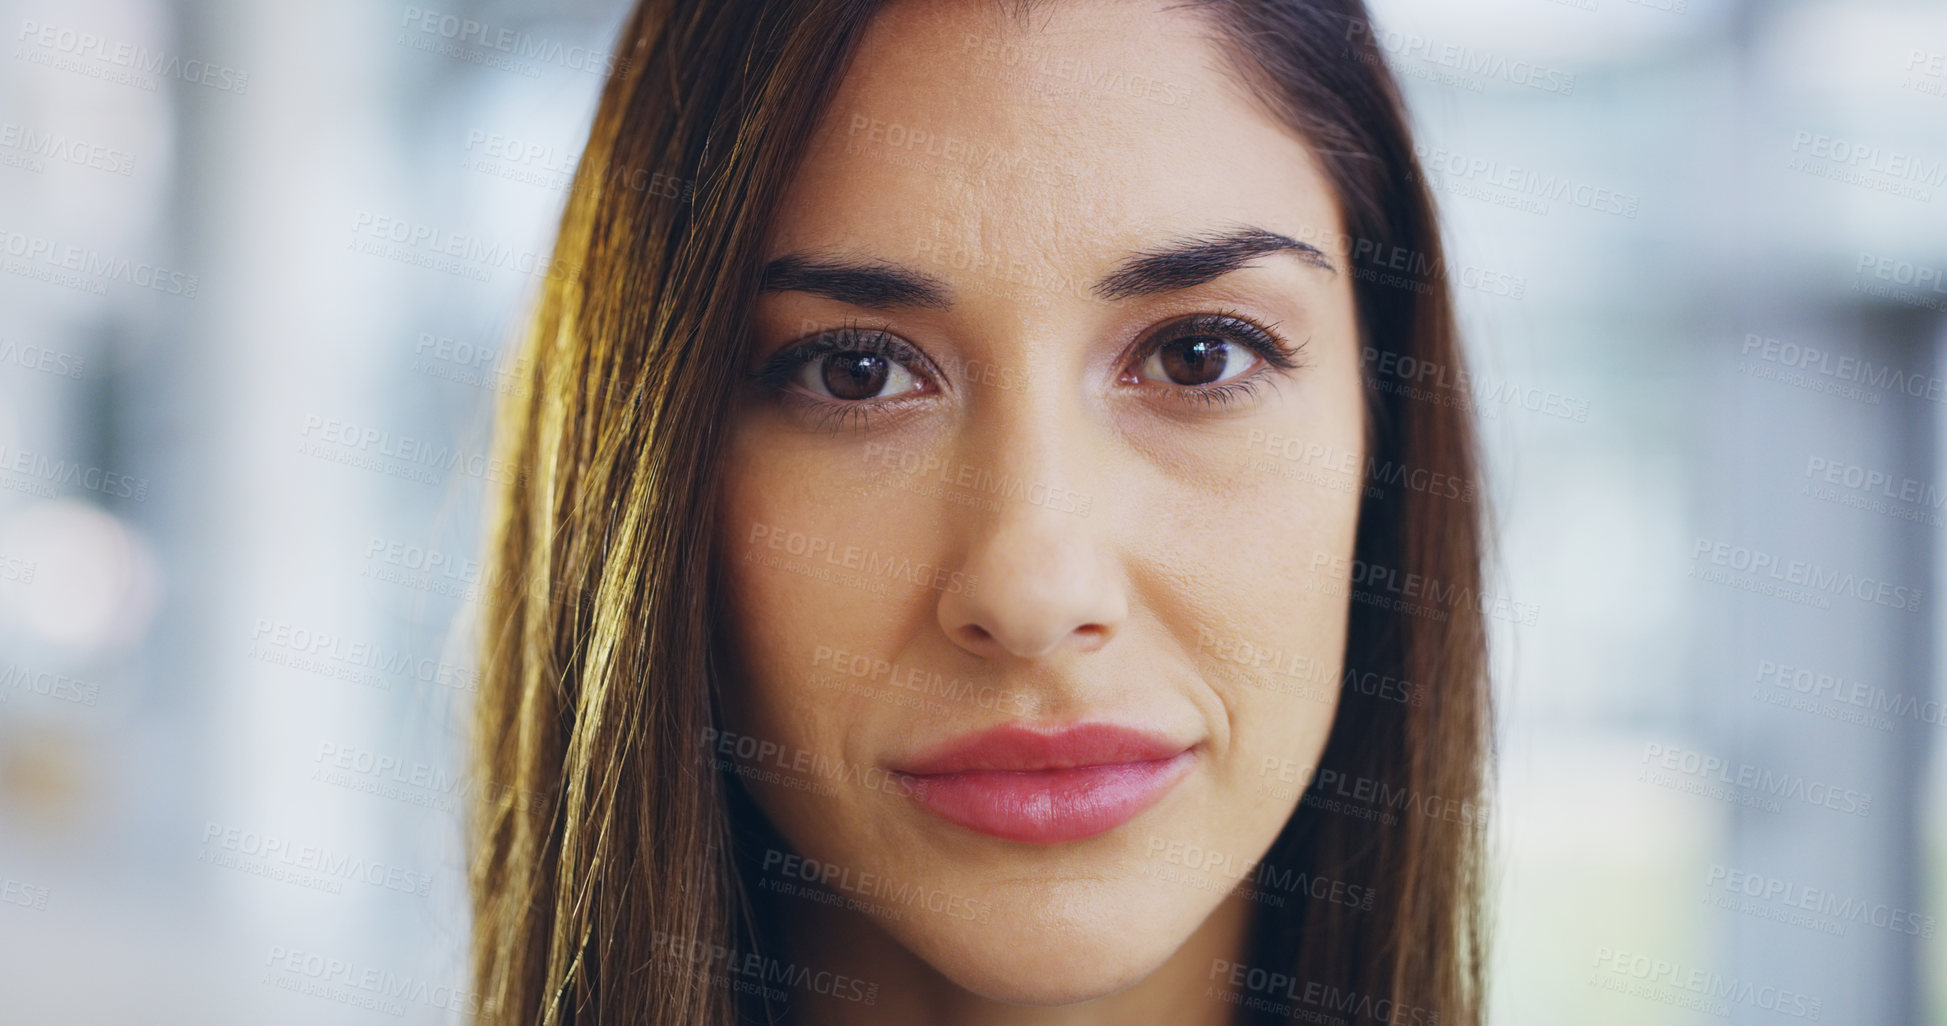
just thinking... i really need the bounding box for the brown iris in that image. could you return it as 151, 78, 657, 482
1155, 335, 1233, 386
822, 351, 892, 399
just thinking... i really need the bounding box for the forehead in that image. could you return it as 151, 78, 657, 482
768, 0, 1347, 278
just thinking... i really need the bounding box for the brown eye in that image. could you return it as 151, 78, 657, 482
794, 349, 922, 401
824, 352, 889, 399
1158, 336, 1233, 385
1137, 332, 1260, 387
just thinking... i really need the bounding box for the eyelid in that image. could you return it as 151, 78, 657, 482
749, 322, 946, 396
752, 310, 1302, 424
1122, 310, 1306, 379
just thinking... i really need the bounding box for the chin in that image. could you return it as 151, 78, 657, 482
886, 874, 1213, 1005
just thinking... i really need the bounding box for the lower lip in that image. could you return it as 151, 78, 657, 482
897, 750, 1195, 844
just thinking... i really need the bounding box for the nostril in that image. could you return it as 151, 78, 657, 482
959, 624, 994, 647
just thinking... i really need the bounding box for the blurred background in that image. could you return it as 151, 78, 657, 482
1, 0, 1943, 1021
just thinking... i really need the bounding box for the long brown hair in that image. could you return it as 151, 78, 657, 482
470, 1, 1491, 1023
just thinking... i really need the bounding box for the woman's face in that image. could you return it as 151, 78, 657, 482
716, 0, 1364, 1005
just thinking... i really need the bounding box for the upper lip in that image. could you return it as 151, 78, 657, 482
891, 722, 1193, 775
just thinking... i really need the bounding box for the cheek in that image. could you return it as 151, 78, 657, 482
1174, 507, 1354, 808
713, 439, 937, 828
1167, 366, 1365, 829
719, 462, 860, 726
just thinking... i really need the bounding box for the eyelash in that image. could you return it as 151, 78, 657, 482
748, 321, 938, 432
1120, 310, 1304, 410
749, 310, 1305, 430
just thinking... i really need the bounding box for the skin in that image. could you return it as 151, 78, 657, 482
714, 1, 1366, 1023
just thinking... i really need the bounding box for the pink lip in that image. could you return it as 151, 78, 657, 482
891, 723, 1196, 845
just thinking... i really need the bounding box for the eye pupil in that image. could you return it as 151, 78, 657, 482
1160, 336, 1229, 386
823, 351, 891, 400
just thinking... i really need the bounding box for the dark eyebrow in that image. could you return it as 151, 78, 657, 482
758, 253, 951, 308
1092, 227, 1335, 300
759, 226, 1331, 310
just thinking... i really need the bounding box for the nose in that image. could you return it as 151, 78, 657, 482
935, 447, 1126, 662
